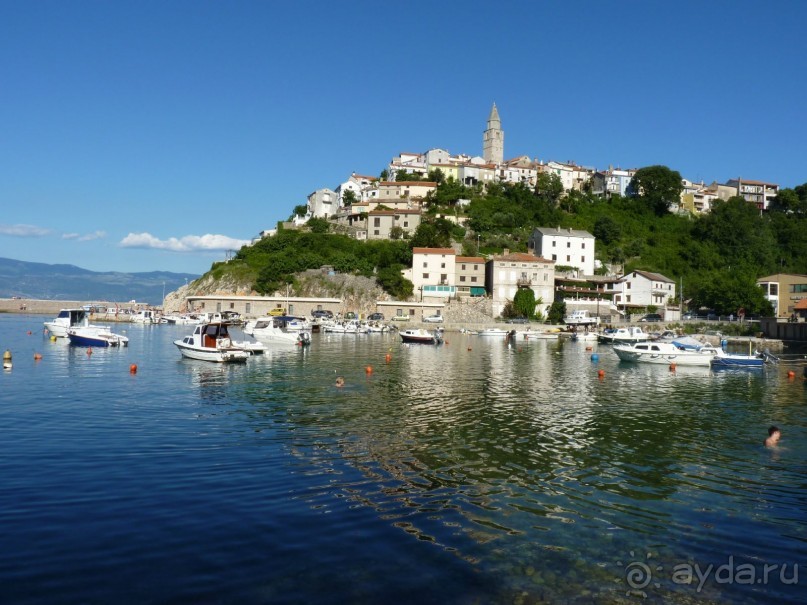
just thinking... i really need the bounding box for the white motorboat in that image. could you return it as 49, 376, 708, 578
44, 308, 90, 338
67, 325, 129, 347
131, 309, 159, 324
522, 329, 562, 341
174, 321, 251, 363
477, 328, 510, 337
597, 327, 650, 344
243, 316, 312, 345
400, 328, 443, 344
613, 341, 719, 366
564, 310, 600, 326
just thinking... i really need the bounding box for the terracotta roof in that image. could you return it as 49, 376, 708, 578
456, 256, 485, 263
794, 298, 807, 310
493, 252, 554, 264
379, 181, 438, 187
368, 209, 421, 215
413, 247, 456, 255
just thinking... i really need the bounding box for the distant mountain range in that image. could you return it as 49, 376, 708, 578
0, 257, 198, 306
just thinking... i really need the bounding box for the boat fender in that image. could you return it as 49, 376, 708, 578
3, 349, 12, 370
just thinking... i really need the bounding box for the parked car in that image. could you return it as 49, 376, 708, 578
367, 312, 384, 321
506, 317, 530, 324
268, 308, 287, 316
311, 309, 333, 319
423, 314, 443, 323
682, 312, 695, 320
640, 313, 663, 322
391, 314, 410, 322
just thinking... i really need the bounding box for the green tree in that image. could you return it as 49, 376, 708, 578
291, 204, 308, 218
307, 217, 330, 233
628, 165, 683, 215
379, 169, 389, 181
342, 189, 358, 206
389, 226, 405, 240
535, 172, 564, 205
593, 215, 621, 245
427, 168, 445, 184
376, 265, 413, 299
548, 300, 566, 325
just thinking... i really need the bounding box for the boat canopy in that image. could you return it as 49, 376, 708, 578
671, 336, 704, 350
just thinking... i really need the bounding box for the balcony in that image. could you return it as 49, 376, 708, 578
516, 278, 532, 287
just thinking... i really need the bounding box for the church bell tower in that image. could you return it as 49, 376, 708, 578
483, 103, 504, 164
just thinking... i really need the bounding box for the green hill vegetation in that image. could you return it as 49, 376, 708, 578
208, 167, 807, 317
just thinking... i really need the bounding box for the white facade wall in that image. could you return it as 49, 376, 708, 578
610, 272, 676, 307
487, 254, 555, 317
531, 228, 595, 276
307, 188, 337, 218
412, 249, 457, 300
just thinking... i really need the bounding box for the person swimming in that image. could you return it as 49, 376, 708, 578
764, 425, 781, 447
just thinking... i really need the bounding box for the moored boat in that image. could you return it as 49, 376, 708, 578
597, 327, 651, 344
400, 328, 443, 344
174, 321, 251, 362
67, 325, 129, 347
613, 341, 718, 366
477, 328, 510, 337
243, 316, 312, 345
44, 308, 89, 338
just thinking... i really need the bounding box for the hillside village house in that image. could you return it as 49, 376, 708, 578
367, 209, 421, 240
335, 173, 377, 206
590, 168, 636, 198
307, 188, 337, 218
542, 161, 593, 192
375, 181, 437, 201
485, 251, 555, 318
454, 256, 486, 297
411, 247, 457, 300
527, 227, 596, 276
720, 178, 779, 211
757, 273, 807, 318
608, 270, 677, 316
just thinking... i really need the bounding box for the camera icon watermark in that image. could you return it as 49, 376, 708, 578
618, 551, 800, 597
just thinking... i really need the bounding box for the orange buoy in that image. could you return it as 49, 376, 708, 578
27, 331, 32, 335
34, 353, 42, 361
669, 363, 676, 372
365, 366, 373, 375
385, 353, 392, 364
335, 376, 345, 387
597, 369, 605, 379
787, 370, 795, 379
130, 364, 138, 374
444, 340, 449, 345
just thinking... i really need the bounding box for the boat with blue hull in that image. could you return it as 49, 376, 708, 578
67, 325, 129, 347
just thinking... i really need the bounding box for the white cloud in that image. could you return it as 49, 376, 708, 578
119, 232, 250, 252
0, 223, 52, 237
63, 230, 107, 242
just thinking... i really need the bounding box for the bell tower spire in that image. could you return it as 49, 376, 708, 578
483, 102, 504, 164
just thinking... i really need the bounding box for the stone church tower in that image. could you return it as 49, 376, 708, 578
483, 103, 504, 164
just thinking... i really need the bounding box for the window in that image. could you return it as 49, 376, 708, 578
440, 274, 447, 283
769, 284, 778, 296
230, 302, 235, 309
581, 256, 585, 262
552, 254, 557, 261
423, 273, 429, 279
791, 284, 807, 293
441, 263, 445, 269
566, 255, 570, 262
582, 243, 586, 249
460, 276, 466, 282
246, 303, 251, 314
627, 283, 631, 289
552, 241, 556, 247
461, 264, 466, 270
374, 230, 379, 235
374, 217, 381, 227
423, 262, 427, 268
567, 242, 571, 248
396, 309, 404, 317
626, 295, 631, 302
471, 277, 477, 283
403, 221, 408, 227
216, 303, 221, 312
289, 304, 294, 314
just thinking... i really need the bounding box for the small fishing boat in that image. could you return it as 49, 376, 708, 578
710, 342, 767, 369
174, 321, 251, 363
597, 327, 651, 344
400, 328, 443, 344
67, 325, 129, 347
523, 329, 562, 341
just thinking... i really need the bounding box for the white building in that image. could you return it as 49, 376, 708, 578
335, 173, 377, 206
608, 270, 676, 311
307, 188, 337, 218
485, 252, 555, 318
528, 227, 596, 276
411, 247, 457, 300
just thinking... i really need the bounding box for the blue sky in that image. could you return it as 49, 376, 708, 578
2, 0, 806, 275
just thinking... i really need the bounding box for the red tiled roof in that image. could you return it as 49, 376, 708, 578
794, 298, 807, 310
368, 209, 422, 215
413, 247, 456, 255
379, 181, 438, 187
456, 256, 484, 263
494, 252, 554, 264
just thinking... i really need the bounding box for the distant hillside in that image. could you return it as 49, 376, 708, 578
0, 257, 198, 306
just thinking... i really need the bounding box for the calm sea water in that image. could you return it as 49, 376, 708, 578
1, 314, 805, 604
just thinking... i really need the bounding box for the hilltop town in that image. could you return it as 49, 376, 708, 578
176, 104, 807, 324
